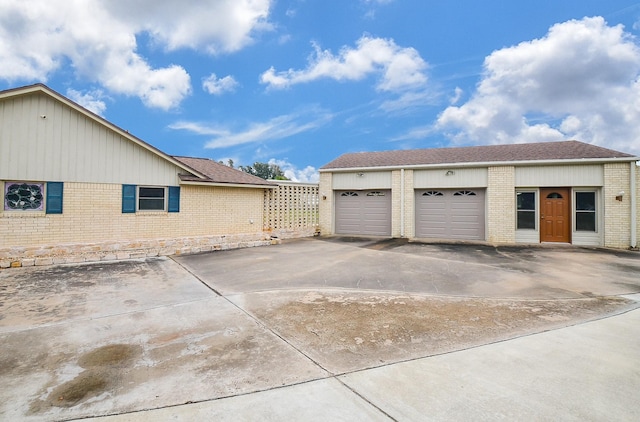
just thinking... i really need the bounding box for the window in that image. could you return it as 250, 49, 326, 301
341, 192, 359, 197
139, 187, 166, 210
366, 191, 385, 196
422, 191, 443, 196
122, 185, 180, 213
454, 190, 476, 196
575, 191, 596, 232
516, 191, 536, 230
3, 181, 63, 214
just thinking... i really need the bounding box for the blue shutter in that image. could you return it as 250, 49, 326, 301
46, 182, 63, 214
168, 186, 180, 212
122, 184, 136, 213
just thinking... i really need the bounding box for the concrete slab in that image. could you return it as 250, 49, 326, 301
175, 238, 640, 299
1, 238, 638, 421
97, 378, 391, 421
230, 290, 636, 374
0, 257, 212, 332
0, 274, 327, 421
339, 308, 640, 421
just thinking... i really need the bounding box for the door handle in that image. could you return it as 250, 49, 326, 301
541, 215, 545, 219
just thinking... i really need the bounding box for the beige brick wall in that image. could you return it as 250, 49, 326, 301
603, 163, 631, 248
486, 166, 516, 244
0, 182, 273, 266
636, 163, 640, 249
318, 172, 333, 235
391, 170, 402, 237
403, 170, 415, 238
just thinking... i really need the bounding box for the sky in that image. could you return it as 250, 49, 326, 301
2, 0, 640, 182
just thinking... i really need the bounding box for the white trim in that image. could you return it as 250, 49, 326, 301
180, 180, 276, 189
320, 157, 640, 173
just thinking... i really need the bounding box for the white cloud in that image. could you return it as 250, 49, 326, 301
170, 108, 333, 148
268, 158, 319, 183
0, 0, 272, 109
203, 73, 239, 95
436, 16, 640, 154
260, 36, 428, 92
66, 88, 107, 116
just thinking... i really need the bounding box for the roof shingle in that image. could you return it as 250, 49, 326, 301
173, 156, 275, 186
320, 141, 636, 170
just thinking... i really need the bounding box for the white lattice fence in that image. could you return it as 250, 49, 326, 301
264, 181, 319, 237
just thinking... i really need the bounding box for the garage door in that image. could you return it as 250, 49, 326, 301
335, 190, 391, 236
415, 189, 485, 240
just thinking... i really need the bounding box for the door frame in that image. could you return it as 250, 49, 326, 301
539, 187, 571, 243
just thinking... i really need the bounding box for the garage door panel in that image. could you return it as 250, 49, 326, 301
335, 190, 391, 236
415, 189, 485, 240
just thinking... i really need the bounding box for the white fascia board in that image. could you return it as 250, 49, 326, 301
180, 180, 276, 189
319, 156, 640, 173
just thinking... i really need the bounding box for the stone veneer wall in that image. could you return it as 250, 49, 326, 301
486, 166, 516, 244
0, 182, 274, 268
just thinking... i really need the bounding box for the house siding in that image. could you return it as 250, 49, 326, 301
0, 92, 182, 185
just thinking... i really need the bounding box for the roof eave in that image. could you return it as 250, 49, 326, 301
180, 180, 276, 189
319, 156, 640, 172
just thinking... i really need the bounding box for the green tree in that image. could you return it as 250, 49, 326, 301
239, 162, 288, 180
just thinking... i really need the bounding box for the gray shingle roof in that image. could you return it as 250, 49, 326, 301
320, 141, 636, 170
173, 156, 275, 186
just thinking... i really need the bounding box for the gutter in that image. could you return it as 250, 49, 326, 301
180, 180, 276, 189
319, 157, 640, 173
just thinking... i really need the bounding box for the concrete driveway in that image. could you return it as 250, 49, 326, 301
1, 238, 639, 421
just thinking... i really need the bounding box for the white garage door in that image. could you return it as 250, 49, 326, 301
335, 190, 391, 236
415, 189, 485, 240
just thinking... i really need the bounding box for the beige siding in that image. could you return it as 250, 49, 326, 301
0, 93, 182, 185
414, 168, 487, 188
332, 171, 392, 190
515, 165, 603, 187
0, 183, 264, 248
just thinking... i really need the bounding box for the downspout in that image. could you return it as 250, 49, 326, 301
400, 168, 405, 238
631, 161, 637, 249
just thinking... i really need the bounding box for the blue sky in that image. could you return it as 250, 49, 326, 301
2, 0, 640, 181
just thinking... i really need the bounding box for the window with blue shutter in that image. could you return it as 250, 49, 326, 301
168, 186, 180, 212
46, 182, 63, 214
122, 184, 136, 213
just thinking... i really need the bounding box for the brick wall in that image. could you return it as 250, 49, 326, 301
486, 166, 516, 243
0, 183, 274, 267
603, 163, 631, 248
318, 172, 333, 235
403, 170, 415, 238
